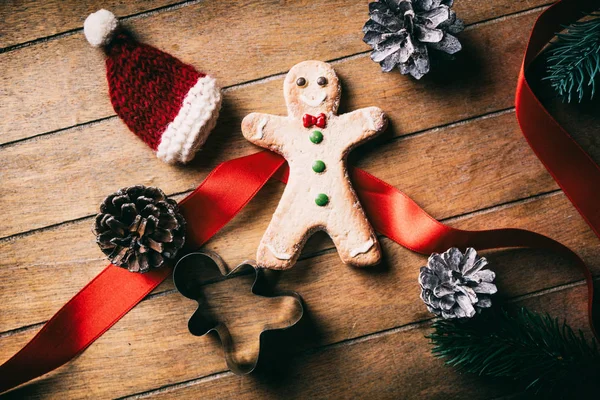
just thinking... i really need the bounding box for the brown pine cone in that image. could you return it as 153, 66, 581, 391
93, 185, 186, 273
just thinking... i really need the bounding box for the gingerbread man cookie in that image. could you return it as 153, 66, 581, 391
242, 60, 387, 270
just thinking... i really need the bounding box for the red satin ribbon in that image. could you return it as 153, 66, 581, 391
0, 151, 285, 393
2, 150, 597, 393
515, 0, 600, 239
2, 0, 599, 393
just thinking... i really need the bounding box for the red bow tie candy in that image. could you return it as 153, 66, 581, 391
303, 113, 327, 129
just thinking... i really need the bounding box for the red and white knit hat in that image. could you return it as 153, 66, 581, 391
84, 9, 221, 164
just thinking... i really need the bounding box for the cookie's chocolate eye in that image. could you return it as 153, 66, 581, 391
317, 76, 328, 86
296, 77, 307, 87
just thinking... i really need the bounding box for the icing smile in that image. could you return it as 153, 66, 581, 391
300, 92, 327, 107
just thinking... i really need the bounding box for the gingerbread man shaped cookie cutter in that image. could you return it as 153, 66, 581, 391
173, 251, 304, 374
242, 60, 388, 270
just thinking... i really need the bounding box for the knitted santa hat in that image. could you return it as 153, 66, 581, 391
84, 9, 221, 164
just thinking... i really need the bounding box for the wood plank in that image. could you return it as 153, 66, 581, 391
1, 2, 593, 398
0, 0, 550, 144
0, 0, 180, 49
0, 110, 561, 332
0, 0, 549, 50
546, 99, 600, 166
1, 190, 597, 398
147, 285, 591, 400
0, 12, 545, 238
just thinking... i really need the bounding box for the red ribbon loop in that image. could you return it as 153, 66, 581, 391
2, 149, 597, 393
2, 0, 599, 393
515, 0, 600, 239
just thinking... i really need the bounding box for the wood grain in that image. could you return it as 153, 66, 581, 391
149, 285, 591, 400
0, 0, 550, 145
0, 12, 544, 238
0, 110, 562, 332
1, 190, 597, 398
0, 0, 549, 50
2, 1, 597, 399
0, 0, 180, 49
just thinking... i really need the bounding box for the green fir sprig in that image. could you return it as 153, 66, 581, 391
427, 307, 600, 398
543, 12, 600, 103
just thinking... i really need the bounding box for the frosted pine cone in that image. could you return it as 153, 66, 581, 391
363, 0, 464, 79
93, 185, 186, 273
419, 248, 496, 319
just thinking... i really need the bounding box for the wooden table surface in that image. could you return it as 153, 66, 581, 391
2, 1, 600, 398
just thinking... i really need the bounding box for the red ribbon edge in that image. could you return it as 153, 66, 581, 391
515, 0, 600, 239
3, 147, 596, 393
0, 151, 286, 393
2, 0, 600, 391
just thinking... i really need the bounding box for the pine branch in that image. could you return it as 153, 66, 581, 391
543, 12, 600, 103
427, 307, 600, 398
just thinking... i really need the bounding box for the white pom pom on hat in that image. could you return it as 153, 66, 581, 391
84, 9, 118, 47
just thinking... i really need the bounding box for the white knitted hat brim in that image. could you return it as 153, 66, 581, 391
156, 75, 222, 164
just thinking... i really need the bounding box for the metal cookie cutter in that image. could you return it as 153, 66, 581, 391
173, 251, 304, 375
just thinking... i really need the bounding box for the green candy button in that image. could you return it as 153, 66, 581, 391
312, 160, 326, 173
315, 193, 329, 206
310, 130, 323, 144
